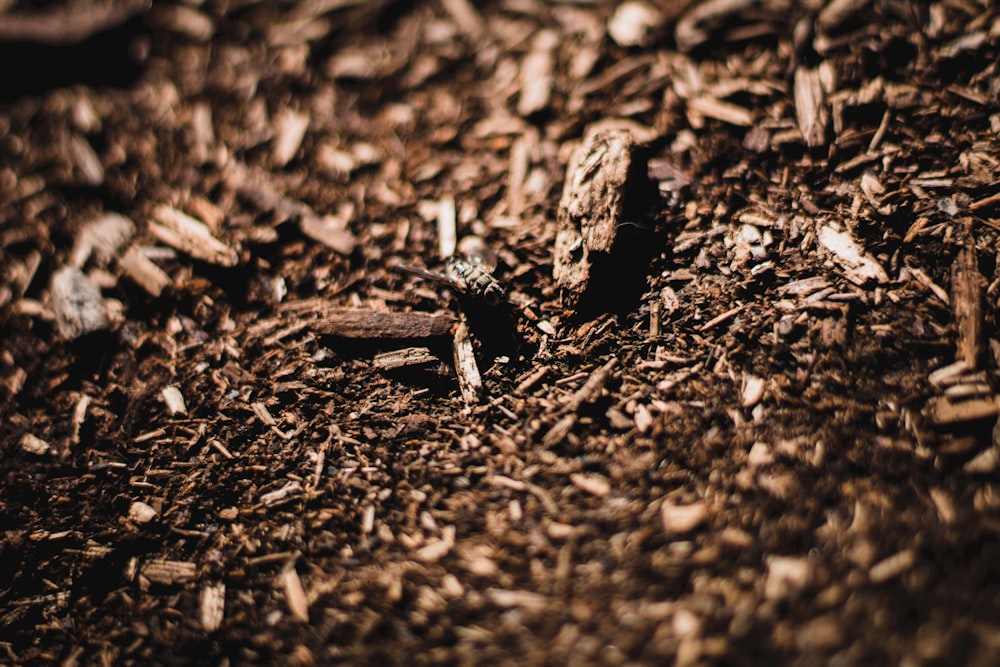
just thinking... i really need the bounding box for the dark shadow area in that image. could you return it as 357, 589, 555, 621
0, 14, 148, 103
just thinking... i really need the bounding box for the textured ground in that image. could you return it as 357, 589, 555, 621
3, 1, 1000, 665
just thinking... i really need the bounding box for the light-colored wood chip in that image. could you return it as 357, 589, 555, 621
149, 205, 238, 267
928, 396, 998, 426
794, 66, 829, 148
372, 347, 437, 371
817, 0, 870, 33
311, 309, 455, 338
952, 242, 984, 369
688, 95, 754, 127
70, 213, 135, 268
200, 583, 226, 632
518, 30, 557, 117
261, 481, 303, 507
570, 473, 611, 497
607, 1, 663, 47
437, 196, 457, 260
128, 501, 159, 524
281, 567, 310, 622
119, 245, 172, 297
661, 500, 708, 535
160, 386, 187, 416
272, 109, 310, 167
741, 374, 766, 408
868, 549, 915, 583
415, 525, 456, 563
299, 208, 357, 255
67, 133, 104, 186
142, 559, 197, 585
817, 224, 888, 284
20, 433, 50, 455
764, 556, 814, 600
50, 266, 109, 339
453, 320, 483, 404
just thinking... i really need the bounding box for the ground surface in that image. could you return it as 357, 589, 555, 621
3, 1, 1000, 665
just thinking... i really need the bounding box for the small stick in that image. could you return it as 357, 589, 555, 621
453, 318, 483, 404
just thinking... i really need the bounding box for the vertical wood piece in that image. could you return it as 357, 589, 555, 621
952, 241, 983, 369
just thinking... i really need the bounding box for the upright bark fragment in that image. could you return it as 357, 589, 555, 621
554, 123, 646, 307
952, 241, 983, 369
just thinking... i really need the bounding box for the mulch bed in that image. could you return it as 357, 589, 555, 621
3, 1, 1000, 664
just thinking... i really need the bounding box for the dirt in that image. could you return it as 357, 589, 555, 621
3, 1, 1000, 665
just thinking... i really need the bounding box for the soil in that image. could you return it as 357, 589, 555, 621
3, 1, 1000, 665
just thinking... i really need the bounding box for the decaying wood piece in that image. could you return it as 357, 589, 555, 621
952, 241, 983, 369
311, 309, 455, 338
141, 559, 197, 585
453, 319, 483, 404
149, 205, 238, 267
373, 347, 438, 371
50, 266, 109, 339
794, 66, 830, 148
554, 123, 645, 306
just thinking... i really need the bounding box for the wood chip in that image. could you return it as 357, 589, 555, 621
570, 473, 611, 498
518, 30, 557, 117
607, 1, 663, 47
67, 133, 104, 186
373, 347, 437, 371
50, 267, 109, 339
928, 396, 998, 426
554, 123, 641, 304
453, 320, 483, 405
311, 309, 455, 339
149, 205, 238, 267
299, 209, 357, 256
20, 433, 50, 456
817, 224, 888, 284
142, 559, 197, 585
261, 481, 303, 507
794, 66, 829, 148
280, 567, 310, 622
160, 386, 187, 416
437, 196, 457, 260
415, 525, 456, 563
688, 95, 754, 127
764, 556, 813, 600
868, 549, 915, 583
70, 213, 135, 268
119, 245, 172, 297
272, 109, 310, 167
128, 501, 158, 524
952, 241, 983, 369
817, 0, 870, 33
741, 374, 766, 408
661, 500, 708, 535
200, 583, 226, 632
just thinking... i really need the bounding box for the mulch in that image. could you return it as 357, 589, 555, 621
3, 1, 1000, 664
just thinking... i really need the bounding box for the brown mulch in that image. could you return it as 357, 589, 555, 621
3, 1, 1000, 665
